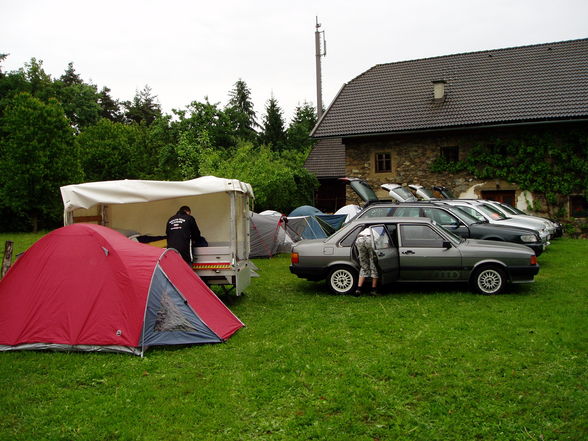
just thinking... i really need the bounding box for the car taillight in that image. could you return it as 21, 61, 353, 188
291, 253, 299, 264
530, 255, 537, 265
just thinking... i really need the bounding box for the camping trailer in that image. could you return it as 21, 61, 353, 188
60, 176, 254, 295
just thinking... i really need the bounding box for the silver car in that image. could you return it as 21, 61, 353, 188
442, 200, 551, 243
290, 217, 539, 295
483, 200, 561, 238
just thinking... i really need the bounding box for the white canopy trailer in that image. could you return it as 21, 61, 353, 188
60, 176, 254, 295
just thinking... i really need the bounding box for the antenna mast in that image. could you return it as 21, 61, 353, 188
315, 16, 326, 119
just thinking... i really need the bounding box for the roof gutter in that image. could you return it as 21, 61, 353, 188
311, 117, 588, 140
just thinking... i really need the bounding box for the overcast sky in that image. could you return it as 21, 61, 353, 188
1, 0, 587, 122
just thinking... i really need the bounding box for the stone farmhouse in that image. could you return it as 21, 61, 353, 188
305, 38, 588, 217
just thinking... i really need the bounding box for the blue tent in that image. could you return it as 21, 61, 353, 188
288, 205, 323, 217
286, 206, 346, 240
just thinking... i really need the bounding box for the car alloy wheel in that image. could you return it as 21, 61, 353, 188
327, 266, 357, 295
473, 266, 506, 295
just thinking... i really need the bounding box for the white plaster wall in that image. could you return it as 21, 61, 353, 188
516, 191, 534, 212
458, 183, 485, 199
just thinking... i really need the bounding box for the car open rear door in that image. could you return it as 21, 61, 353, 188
369, 224, 399, 284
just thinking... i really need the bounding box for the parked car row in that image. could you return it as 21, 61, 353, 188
289, 179, 552, 296
346, 178, 560, 246
392, 182, 562, 238
356, 201, 546, 256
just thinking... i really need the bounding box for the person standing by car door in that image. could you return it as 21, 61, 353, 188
355, 227, 379, 295
166, 205, 202, 265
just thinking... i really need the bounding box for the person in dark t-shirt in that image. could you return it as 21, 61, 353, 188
166, 206, 201, 264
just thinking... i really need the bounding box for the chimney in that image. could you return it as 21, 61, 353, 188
432, 80, 447, 102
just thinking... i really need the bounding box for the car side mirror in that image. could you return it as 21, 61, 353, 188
443, 241, 452, 249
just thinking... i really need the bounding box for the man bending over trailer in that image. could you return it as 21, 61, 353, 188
166, 206, 202, 264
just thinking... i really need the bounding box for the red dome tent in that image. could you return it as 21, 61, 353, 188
0, 224, 243, 356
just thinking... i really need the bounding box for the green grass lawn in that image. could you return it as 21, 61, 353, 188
0, 234, 586, 440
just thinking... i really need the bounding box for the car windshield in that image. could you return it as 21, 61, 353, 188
478, 203, 508, 220
442, 205, 479, 226
500, 203, 525, 215
450, 206, 486, 223
435, 223, 464, 245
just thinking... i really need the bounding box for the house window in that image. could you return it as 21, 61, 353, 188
440, 146, 459, 162
570, 195, 588, 218
375, 152, 392, 173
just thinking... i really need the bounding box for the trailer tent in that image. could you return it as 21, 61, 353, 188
0, 224, 244, 356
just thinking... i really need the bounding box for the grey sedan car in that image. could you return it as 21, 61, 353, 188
290, 217, 539, 295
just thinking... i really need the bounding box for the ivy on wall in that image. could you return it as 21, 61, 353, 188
430, 129, 588, 217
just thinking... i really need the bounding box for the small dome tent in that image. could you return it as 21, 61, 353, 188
288, 205, 323, 217
286, 205, 347, 241
0, 224, 243, 356
249, 212, 288, 258
335, 204, 362, 223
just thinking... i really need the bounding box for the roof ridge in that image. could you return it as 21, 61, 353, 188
312, 37, 588, 139
372, 37, 588, 69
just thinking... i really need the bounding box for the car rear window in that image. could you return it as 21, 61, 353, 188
339, 226, 362, 247
392, 206, 420, 217
358, 207, 393, 218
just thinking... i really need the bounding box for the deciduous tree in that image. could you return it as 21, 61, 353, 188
0, 92, 82, 231
76, 118, 143, 182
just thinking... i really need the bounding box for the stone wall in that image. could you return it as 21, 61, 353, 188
341, 125, 572, 215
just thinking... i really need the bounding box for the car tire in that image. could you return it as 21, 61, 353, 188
327, 266, 358, 295
471, 265, 506, 295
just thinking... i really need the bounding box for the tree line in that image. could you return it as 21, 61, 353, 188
0, 56, 319, 232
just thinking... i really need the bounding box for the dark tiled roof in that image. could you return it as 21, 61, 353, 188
304, 138, 345, 178
312, 39, 588, 138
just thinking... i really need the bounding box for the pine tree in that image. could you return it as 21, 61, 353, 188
260, 96, 286, 151
123, 85, 162, 126
98, 87, 123, 122
226, 79, 258, 142
60, 62, 83, 85
286, 102, 317, 152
